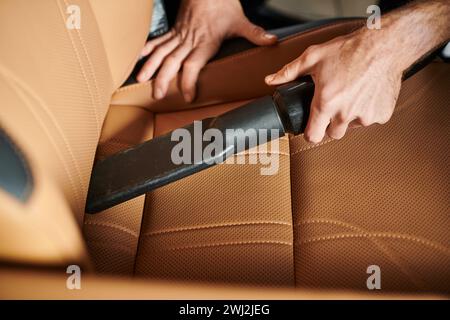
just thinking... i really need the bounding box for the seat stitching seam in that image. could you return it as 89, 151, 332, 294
99, 142, 289, 155
290, 138, 334, 155
132, 191, 152, 276
296, 233, 450, 256
99, 142, 290, 156
232, 152, 290, 157
149, 241, 292, 252
84, 221, 139, 237
57, 0, 100, 132
142, 221, 292, 236
295, 219, 431, 290
87, 240, 135, 255
287, 137, 297, 287
62, 0, 102, 131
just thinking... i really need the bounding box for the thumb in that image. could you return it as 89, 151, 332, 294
238, 19, 277, 46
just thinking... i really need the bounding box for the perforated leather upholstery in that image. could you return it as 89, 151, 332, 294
83, 19, 366, 285
291, 63, 450, 292
84, 16, 450, 293
1, 0, 449, 297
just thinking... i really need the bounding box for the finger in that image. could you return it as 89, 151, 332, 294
181, 45, 218, 102
304, 96, 331, 144
237, 19, 277, 46
265, 49, 317, 85
137, 36, 180, 83
153, 42, 193, 100
326, 118, 349, 140
140, 30, 174, 57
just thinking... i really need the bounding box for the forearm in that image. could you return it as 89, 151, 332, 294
364, 0, 450, 74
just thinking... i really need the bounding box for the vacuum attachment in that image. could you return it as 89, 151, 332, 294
86, 77, 314, 213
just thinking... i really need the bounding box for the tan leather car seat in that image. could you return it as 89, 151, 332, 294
0, 0, 449, 297
83, 19, 367, 285
85, 15, 450, 293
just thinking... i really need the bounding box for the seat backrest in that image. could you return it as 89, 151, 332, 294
0, 0, 153, 266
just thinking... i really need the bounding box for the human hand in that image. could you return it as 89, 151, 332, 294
138, 0, 277, 102
265, 29, 404, 143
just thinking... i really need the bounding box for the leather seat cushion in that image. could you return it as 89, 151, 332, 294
291, 62, 450, 293
136, 106, 292, 285
83, 105, 154, 275
83, 15, 450, 293
84, 18, 364, 281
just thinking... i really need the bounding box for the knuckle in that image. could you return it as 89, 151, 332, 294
154, 46, 166, 57
284, 62, 297, 79
154, 76, 167, 88
183, 59, 199, 70
144, 43, 154, 52
303, 45, 320, 62
320, 85, 336, 101
316, 101, 332, 113
316, 104, 326, 114
303, 46, 315, 56
165, 55, 180, 66
281, 65, 292, 77
252, 25, 263, 34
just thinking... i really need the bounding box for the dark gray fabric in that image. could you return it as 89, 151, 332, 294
149, 0, 169, 38
0, 129, 33, 202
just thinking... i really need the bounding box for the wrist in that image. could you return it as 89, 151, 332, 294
357, 16, 416, 77
363, 1, 450, 75
350, 27, 404, 79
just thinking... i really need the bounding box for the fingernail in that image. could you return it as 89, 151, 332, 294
265, 74, 275, 83
264, 33, 277, 40
154, 88, 163, 100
